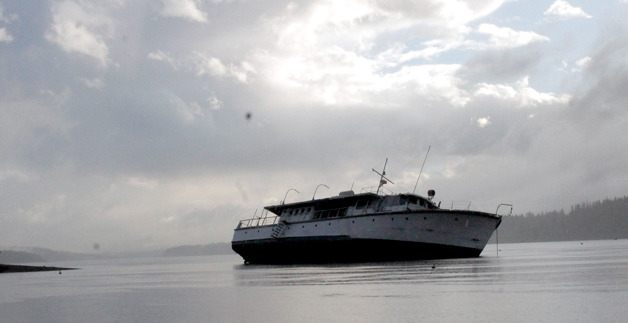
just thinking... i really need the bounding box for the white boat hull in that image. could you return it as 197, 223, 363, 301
232, 210, 500, 264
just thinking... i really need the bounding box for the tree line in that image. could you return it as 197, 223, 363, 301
497, 196, 628, 243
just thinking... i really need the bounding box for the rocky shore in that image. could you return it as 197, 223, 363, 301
0, 264, 77, 273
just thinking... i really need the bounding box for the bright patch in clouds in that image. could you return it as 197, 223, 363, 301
475, 77, 570, 107
570, 56, 592, 72
159, 0, 208, 23
544, 0, 592, 19
476, 24, 549, 49
148, 50, 173, 62
80, 77, 105, 89
193, 53, 256, 83
127, 177, 160, 190
575, 56, 591, 68
476, 116, 492, 128
0, 27, 12, 43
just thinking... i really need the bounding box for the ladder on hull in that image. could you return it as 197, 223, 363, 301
271, 221, 288, 239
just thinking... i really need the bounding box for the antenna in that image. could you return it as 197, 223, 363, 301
372, 158, 394, 195
412, 145, 431, 194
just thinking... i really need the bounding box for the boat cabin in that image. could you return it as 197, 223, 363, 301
265, 191, 439, 223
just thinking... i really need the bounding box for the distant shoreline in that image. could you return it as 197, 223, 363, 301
0, 264, 77, 274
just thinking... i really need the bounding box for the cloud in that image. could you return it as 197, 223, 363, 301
476, 24, 549, 49
191, 52, 256, 83
544, 0, 592, 20
2, 0, 628, 252
476, 116, 491, 128
45, 1, 114, 66
253, 1, 556, 108
126, 176, 159, 190
374, 0, 505, 25
0, 27, 12, 43
148, 50, 174, 62
474, 77, 571, 107
0, 169, 34, 183
167, 93, 217, 123
80, 77, 105, 89
147, 50, 179, 71
574, 56, 591, 69
0, 3, 18, 23
159, 0, 208, 23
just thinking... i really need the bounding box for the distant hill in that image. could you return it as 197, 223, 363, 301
498, 196, 628, 243
0, 250, 45, 264
27, 247, 102, 262
162, 243, 233, 257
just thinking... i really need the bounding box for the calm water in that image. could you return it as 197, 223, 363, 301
2, 240, 628, 323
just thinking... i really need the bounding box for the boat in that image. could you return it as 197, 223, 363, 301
231, 159, 509, 264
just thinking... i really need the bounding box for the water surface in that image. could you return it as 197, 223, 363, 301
1, 240, 627, 322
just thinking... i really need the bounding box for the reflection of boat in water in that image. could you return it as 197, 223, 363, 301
231, 160, 509, 264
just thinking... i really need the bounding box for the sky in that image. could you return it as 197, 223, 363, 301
1, 0, 628, 252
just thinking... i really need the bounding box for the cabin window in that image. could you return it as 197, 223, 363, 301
355, 199, 368, 209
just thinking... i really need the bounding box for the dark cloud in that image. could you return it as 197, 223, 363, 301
459, 45, 546, 84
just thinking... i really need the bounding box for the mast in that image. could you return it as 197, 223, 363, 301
412, 145, 431, 194
372, 158, 394, 195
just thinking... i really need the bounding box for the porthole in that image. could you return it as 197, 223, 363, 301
424, 217, 427, 220
328, 222, 331, 226
352, 220, 355, 224
302, 225, 305, 228
455, 217, 459, 221
315, 224, 318, 227
405, 217, 409, 221
391, 217, 394, 221
372, 218, 375, 222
